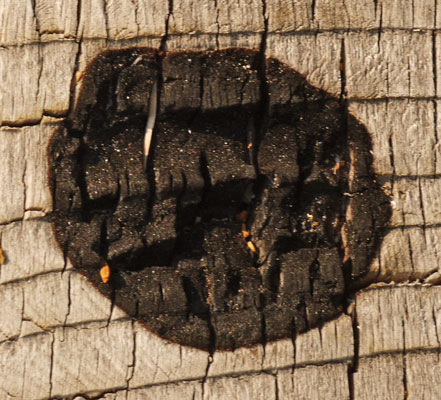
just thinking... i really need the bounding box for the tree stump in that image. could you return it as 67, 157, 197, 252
1, 1, 440, 399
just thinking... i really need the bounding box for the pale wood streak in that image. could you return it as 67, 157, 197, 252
0, 0, 440, 399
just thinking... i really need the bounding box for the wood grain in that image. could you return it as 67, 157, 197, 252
1, 0, 440, 399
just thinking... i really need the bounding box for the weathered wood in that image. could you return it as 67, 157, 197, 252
0, 43, 77, 125
353, 354, 405, 399
0, 120, 55, 224
345, 31, 435, 98
1, 0, 441, 399
357, 285, 441, 355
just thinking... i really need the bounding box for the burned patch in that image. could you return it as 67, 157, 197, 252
49, 48, 390, 351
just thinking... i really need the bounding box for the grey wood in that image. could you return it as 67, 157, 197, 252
0, 0, 440, 399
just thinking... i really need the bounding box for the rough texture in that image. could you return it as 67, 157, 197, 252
49, 48, 389, 351
1, 0, 441, 399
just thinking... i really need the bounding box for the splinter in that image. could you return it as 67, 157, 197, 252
143, 80, 158, 170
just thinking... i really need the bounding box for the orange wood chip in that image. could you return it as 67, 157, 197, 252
333, 162, 341, 175
100, 264, 111, 283
247, 241, 257, 253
